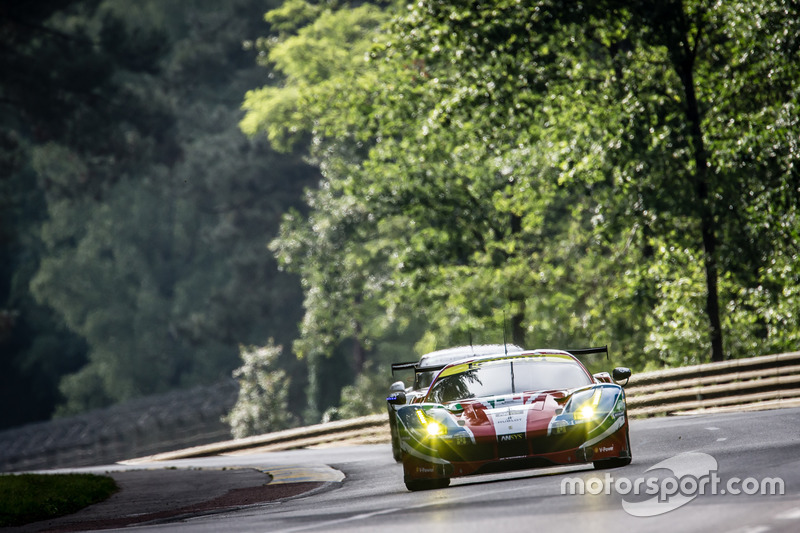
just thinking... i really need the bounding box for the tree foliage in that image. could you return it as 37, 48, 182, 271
1, 0, 318, 426
243, 0, 800, 408
3, 0, 797, 432
224, 341, 295, 438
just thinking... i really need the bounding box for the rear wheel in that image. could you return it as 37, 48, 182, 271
404, 477, 451, 491
388, 407, 403, 462
390, 423, 402, 462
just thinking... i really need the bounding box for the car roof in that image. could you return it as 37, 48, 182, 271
416, 344, 524, 370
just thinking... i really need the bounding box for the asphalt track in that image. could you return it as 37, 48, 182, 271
15, 407, 800, 532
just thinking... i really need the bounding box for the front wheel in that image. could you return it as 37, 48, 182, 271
405, 477, 450, 491
593, 455, 632, 469
594, 430, 632, 469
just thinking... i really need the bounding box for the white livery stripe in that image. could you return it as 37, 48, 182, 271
486, 402, 533, 436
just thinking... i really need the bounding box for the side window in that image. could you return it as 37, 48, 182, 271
415, 371, 435, 390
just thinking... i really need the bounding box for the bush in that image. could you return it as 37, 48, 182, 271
224, 341, 297, 438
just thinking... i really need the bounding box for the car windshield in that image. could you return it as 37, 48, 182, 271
426, 358, 591, 404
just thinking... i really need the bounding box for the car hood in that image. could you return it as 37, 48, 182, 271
447, 391, 568, 438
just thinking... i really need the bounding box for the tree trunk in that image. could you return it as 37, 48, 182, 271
511, 305, 526, 348
352, 320, 365, 374
508, 213, 527, 348
677, 49, 725, 362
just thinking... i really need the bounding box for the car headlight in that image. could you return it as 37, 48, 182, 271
415, 409, 445, 437
574, 404, 595, 420
426, 421, 445, 436
572, 389, 602, 421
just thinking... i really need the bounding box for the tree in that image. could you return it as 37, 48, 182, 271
0, 0, 172, 425
224, 341, 295, 438
588, 0, 800, 361
244, 1, 399, 420
353, 0, 800, 364
244, 0, 799, 384
244, 0, 654, 373
3, 0, 318, 423
31, 0, 320, 414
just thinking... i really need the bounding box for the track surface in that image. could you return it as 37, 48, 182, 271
77, 408, 800, 531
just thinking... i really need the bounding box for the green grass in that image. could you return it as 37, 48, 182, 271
0, 473, 118, 527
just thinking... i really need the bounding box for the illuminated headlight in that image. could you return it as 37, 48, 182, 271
572, 389, 602, 421
415, 409, 446, 437
426, 421, 445, 437
574, 404, 595, 420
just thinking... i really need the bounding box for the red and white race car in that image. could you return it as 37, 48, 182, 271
387, 347, 632, 491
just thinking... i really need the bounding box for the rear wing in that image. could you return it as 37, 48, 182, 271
392, 344, 608, 376
391, 361, 418, 376
565, 345, 609, 360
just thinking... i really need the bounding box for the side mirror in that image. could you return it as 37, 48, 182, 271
389, 381, 406, 393
387, 391, 407, 405
612, 367, 632, 386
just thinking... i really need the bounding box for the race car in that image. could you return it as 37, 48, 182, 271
387, 347, 632, 491
387, 344, 524, 461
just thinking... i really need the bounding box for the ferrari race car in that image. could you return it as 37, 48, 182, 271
387, 344, 523, 461
387, 347, 632, 491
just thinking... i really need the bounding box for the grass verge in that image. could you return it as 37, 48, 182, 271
0, 473, 118, 527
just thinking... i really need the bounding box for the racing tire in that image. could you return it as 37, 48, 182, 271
593, 431, 632, 470
391, 435, 403, 462
404, 477, 451, 491
593, 455, 632, 469
390, 426, 403, 462
388, 407, 403, 462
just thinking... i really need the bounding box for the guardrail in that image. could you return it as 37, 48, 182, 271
625, 350, 800, 417
123, 413, 391, 463
127, 350, 800, 462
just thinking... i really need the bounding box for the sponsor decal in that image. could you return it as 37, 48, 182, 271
597, 445, 614, 453
499, 433, 525, 442
489, 403, 528, 437
416, 466, 434, 473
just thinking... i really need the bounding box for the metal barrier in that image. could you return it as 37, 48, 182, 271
127, 350, 800, 462
123, 413, 390, 463
625, 350, 800, 416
